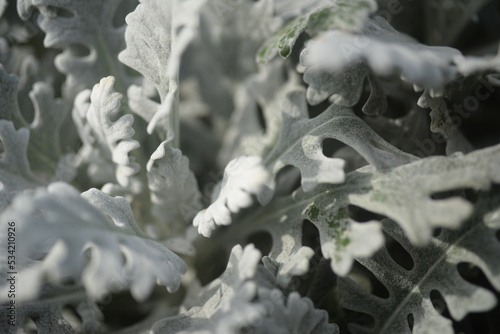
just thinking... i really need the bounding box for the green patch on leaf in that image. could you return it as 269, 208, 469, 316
307, 1, 375, 35
305, 203, 321, 220
328, 208, 351, 248
257, 15, 308, 63
305, 204, 351, 249
257, 0, 376, 64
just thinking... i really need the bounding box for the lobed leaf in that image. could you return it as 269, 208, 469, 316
0, 285, 103, 334
340, 188, 500, 334
223, 172, 384, 281
18, 0, 138, 99
194, 156, 274, 237
218, 61, 303, 165
119, 0, 206, 138
73, 76, 140, 190
196, 87, 417, 238
152, 244, 266, 334
154, 244, 338, 334
349, 144, 500, 245
264, 88, 417, 191
251, 290, 339, 334
0, 182, 187, 302
0, 65, 67, 176
301, 17, 462, 103
182, 0, 279, 123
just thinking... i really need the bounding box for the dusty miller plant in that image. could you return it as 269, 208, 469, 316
0, 0, 500, 333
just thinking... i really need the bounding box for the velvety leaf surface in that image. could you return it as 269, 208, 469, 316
340, 188, 500, 334
0, 65, 67, 176
147, 140, 202, 231
302, 17, 461, 92
0, 182, 187, 302
257, 0, 377, 63
0, 285, 103, 334
73, 76, 140, 189
194, 156, 274, 237
0, 120, 41, 210
119, 0, 206, 138
18, 0, 137, 98
264, 88, 417, 191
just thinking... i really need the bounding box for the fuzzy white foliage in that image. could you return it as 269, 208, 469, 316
0, 286, 103, 334
73, 76, 140, 189
0, 182, 186, 302
349, 144, 500, 245
119, 0, 206, 137
119, 0, 205, 99
0, 64, 68, 176
252, 290, 339, 334
454, 48, 500, 77
153, 244, 336, 334
341, 189, 500, 334
302, 60, 388, 116
218, 175, 384, 283
26, 82, 67, 170
194, 156, 274, 237
152, 244, 265, 334
258, 0, 377, 63
2, 0, 500, 333
301, 17, 461, 93
304, 201, 384, 276
218, 144, 500, 282
18, 0, 137, 98
147, 141, 202, 226
247, 198, 317, 286
218, 61, 303, 164
265, 88, 417, 191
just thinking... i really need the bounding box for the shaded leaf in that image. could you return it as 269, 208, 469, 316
252, 290, 339, 334
349, 144, 500, 245
340, 188, 500, 334
18, 0, 138, 98
422, 0, 491, 45
182, 0, 279, 121
0, 120, 41, 210
0, 65, 26, 126
0, 286, 103, 334
152, 244, 266, 334
0, 65, 67, 176
27, 82, 68, 176
224, 172, 384, 281
218, 61, 302, 165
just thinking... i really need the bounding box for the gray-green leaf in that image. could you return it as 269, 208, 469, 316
257, 0, 377, 63
340, 188, 500, 334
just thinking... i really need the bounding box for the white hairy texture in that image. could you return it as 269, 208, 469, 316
194, 156, 273, 237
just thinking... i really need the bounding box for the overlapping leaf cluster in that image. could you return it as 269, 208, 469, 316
0, 0, 499, 333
